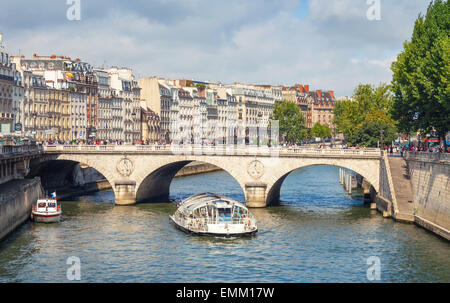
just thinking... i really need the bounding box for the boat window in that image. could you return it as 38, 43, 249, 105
38, 202, 46, 208
232, 206, 248, 218
218, 208, 232, 222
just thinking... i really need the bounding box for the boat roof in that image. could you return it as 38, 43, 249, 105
37, 199, 57, 202
178, 193, 248, 212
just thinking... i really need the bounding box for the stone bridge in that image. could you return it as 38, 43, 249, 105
39, 145, 382, 207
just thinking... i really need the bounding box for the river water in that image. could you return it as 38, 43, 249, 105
0, 166, 449, 282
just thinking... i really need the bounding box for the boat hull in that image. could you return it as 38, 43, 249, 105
170, 217, 257, 237
31, 212, 61, 223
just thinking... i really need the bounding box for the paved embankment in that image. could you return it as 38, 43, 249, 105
0, 178, 43, 242
388, 157, 415, 222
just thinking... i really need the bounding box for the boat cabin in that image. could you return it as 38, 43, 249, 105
34, 199, 59, 212
175, 193, 254, 225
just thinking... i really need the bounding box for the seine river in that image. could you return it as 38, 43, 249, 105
0, 166, 449, 282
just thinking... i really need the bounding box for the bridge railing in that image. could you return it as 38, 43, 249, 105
0, 144, 43, 156
405, 151, 450, 163
43, 144, 381, 157
279, 147, 381, 156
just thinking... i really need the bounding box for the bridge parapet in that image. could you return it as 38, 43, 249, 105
1, 145, 43, 157
0, 145, 43, 185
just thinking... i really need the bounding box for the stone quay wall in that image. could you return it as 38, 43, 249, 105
406, 152, 450, 240
0, 178, 43, 242
376, 154, 395, 217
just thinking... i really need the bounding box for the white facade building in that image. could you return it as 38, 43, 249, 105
0, 35, 15, 134
108, 67, 141, 142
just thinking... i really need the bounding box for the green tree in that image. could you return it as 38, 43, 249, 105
347, 109, 397, 147
333, 98, 360, 138
333, 83, 394, 139
348, 120, 397, 148
391, 0, 450, 150
195, 83, 206, 89
272, 100, 307, 144
311, 123, 332, 141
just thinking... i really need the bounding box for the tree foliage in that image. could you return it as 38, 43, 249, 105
311, 123, 332, 140
391, 0, 450, 147
348, 120, 397, 148
333, 83, 397, 147
333, 83, 394, 139
347, 110, 397, 148
272, 100, 307, 144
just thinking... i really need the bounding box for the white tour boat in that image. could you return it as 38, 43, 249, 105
170, 193, 258, 237
31, 193, 61, 223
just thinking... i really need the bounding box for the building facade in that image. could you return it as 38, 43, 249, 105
0, 36, 15, 134
140, 102, 160, 142
108, 67, 141, 142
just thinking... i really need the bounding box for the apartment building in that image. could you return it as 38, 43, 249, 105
138, 77, 176, 142
0, 36, 15, 134
108, 67, 141, 143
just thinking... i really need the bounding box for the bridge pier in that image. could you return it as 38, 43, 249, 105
114, 179, 137, 205
245, 183, 268, 208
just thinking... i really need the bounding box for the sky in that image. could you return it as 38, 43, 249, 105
0, 0, 431, 97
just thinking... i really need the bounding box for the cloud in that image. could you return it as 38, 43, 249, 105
0, 0, 430, 96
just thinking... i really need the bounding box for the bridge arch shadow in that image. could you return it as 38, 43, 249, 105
135, 160, 245, 203
29, 159, 114, 200
266, 164, 378, 207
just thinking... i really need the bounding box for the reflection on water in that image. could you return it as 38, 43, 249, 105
0, 166, 448, 282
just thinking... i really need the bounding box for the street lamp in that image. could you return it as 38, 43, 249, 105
380, 129, 384, 150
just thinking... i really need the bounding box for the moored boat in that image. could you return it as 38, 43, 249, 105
31, 193, 61, 223
170, 193, 258, 237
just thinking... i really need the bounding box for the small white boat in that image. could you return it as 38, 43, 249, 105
31, 195, 62, 223
170, 193, 258, 237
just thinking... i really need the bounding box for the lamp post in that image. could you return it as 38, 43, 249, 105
380, 129, 384, 151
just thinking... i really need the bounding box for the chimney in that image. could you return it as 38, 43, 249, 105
298, 85, 304, 93
329, 91, 335, 99
317, 90, 322, 99
304, 85, 309, 93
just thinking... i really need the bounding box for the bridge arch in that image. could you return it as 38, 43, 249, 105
32, 154, 117, 199
264, 159, 379, 207
134, 158, 247, 203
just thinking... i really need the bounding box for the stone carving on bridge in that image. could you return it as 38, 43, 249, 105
247, 160, 264, 179
116, 157, 134, 177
